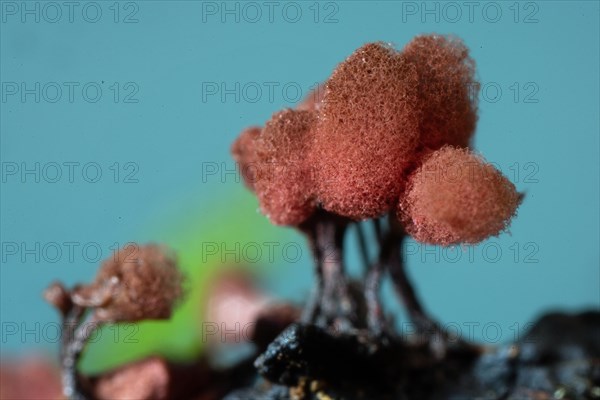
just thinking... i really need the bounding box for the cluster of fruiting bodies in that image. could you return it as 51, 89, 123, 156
232, 35, 521, 335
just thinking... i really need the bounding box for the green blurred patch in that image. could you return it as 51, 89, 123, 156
79, 186, 293, 374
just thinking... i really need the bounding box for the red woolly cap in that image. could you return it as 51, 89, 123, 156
313, 42, 421, 220
231, 126, 262, 190
402, 34, 479, 150
254, 109, 318, 225
400, 146, 521, 245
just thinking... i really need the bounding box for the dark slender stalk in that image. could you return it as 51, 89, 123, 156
384, 224, 439, 334
61, 307, 98, 400
372, 218, 383, 242
299, 211, 356, 330
332, 223, 356, 327
318, 216, 355, 327
299, 211, 354, 327
365, 260, 385, 336
364, 218, 397, 336
369, 216, 431, 332
364, 214, 394, 336
384, 222, 478, 358
301, 228, 323, 324
386, 237, 428, 324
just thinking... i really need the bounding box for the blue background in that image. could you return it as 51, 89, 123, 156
1, 0, 599, 363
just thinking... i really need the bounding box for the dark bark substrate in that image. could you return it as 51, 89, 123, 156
224, 311, 600, 400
